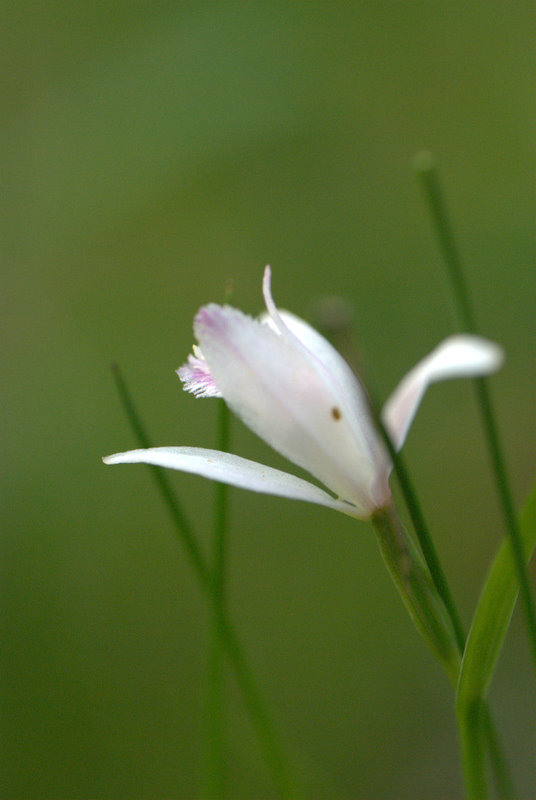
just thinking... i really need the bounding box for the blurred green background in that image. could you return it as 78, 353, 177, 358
2, 2, 535, 798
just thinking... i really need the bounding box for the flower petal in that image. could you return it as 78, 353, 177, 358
261, 303, 393, 508
260, 269, 374, 444
382, 335, 504, 451
194, 297, 389, 514
103, 447, 364, 517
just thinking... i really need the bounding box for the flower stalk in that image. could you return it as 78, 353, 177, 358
372, 504, 460, 684
458, 698, 488, 800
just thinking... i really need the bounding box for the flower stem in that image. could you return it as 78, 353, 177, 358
205, 399, 231, 799
110, 363, 299, 800
481, 706, 516, 800
414, 151, 536, 673
458, 699, 488, 800
372, 504, 460, 684
367, 395, 516, 797
367, 390, 466, 653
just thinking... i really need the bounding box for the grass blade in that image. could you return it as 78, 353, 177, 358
457, 484, 536, 711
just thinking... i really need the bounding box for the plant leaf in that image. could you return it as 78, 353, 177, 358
457, 484, 536, 711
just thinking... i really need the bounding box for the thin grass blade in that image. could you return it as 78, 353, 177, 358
457, 485, 536, 711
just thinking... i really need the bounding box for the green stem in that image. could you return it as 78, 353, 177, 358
205, 400, 231, 799
367, 394, 516, 797
413, 151, 475, 330
414, 151, 536, 673
213, 400, 230, 597
372, 505, 461, 684
110, 364, 299, 800
458, 699, 488, 800
368, 391, 466, 654
481, 706, 516, 800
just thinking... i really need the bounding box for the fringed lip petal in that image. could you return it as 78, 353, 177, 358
103, 447, 365, 518
382, 335, 504, 451
177, 346, 222, 398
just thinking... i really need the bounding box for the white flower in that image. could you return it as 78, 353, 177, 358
104, 267, 503, 519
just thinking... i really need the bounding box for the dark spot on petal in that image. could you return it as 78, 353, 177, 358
331, 406, 342, 420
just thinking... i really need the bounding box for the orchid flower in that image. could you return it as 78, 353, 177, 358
104, 267, 503, 520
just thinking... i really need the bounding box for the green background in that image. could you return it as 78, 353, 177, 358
2, 2, 535, 798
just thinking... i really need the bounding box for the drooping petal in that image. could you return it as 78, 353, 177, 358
382, 335, 504, 451
103, 447, 365, 517
194, 296, 390, 514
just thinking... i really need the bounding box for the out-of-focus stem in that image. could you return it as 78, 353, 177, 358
110, 363, 299, 800
205, 399, 231, 799
414, 151, 536, 672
